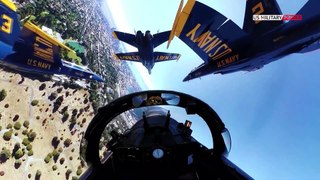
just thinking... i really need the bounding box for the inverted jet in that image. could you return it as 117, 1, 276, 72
113, 30, 181, 74
168, 0, 320, 81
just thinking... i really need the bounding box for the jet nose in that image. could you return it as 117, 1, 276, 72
183, 75, 191, 82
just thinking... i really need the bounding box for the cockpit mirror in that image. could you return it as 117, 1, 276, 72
146, 96, 163, 105
132, 94, 147, 107
132, 93, 180, 107
221, 129, 232, 154
161, 93, 180, 105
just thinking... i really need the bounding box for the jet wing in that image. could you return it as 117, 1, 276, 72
4, 21, 65, 72
152, 31, 171, 48
114, 52, 141, 62
112, 31, 138, 48
154, 52, 181, 62
169, 0, 248, 64
4, 22, 67, 71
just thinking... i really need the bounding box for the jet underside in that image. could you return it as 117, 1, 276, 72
184, 14, 320, 81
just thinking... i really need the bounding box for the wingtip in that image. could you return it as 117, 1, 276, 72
167, 0, 184, 49
177, 54, 181, 61
113, 54, 120, 61
166, 41, 171, 49
112, 31, 118, 39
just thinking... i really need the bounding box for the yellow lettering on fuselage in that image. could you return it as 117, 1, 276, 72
209, 44, 232, 60
27, 59, 52, 70
185, 23, 233, 61
216, 54, 239, 68
1, 14, 13, 34
33, 36, 54, 63
186, 24, 201, 41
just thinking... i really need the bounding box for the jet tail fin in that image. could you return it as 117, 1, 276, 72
153, 31, 171, 48
0, 0, 20, 46
154, 52, 181, 62
295, 0, 320, 20
169, 0, 247, 64
243, 0, 283, 35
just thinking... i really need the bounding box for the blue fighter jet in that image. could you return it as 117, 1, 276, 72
113, 30, 181, 74
168, 0, 320, 81
0, 0, 104, 82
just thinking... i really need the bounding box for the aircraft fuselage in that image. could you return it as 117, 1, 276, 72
136, 31, 155, 73
0, 56, 100, 81
184, 14, 320, 81
218, 14, 320, 74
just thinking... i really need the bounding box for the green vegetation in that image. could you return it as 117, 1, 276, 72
14, 149, 24, 159
3, 130, 13, 141
76, 168, 82, 176
66, 169, 72, 176
44, 153, 52, 163
31, 100, 39, 106
72, 176, 79, 180
61, 48, 82, 65
14, 143, 21, 149
58, 147, 63, 153
6, 123, 12, 129
65, 40, 85, 54
15, 0, 130, 114
26, 144, 32, 151
52, 149, 60, 158
23, 121, 30, 128
22, 129, 28, 135
15, 159, 22, 168
0, 148, 11, 161
22, 138, 30, 146
63, 111, 70, 121
64, 138, 72, 147
70, 116, 77, 124
14, 122, 21, 130
36, 170, 41, 177
28, 131, 37, 141
59, 157, 65, 164
27, 149, 33, 156
0, 89, 7, 101
52, 165, 57, 171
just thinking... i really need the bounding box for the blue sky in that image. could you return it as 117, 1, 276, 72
103, 0, 320, 179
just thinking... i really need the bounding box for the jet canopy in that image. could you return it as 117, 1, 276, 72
80, 91, 231, 173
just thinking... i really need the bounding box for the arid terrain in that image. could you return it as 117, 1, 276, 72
0, 70, 94, 179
